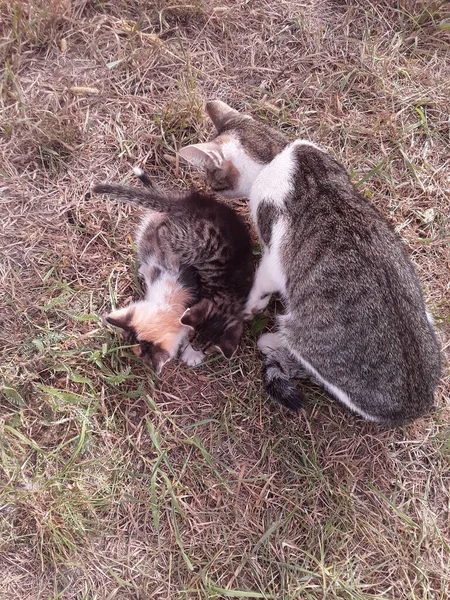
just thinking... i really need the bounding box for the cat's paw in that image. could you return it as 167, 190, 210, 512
257, 332, 282, 355
181, 345, 205, 367
244, 294, 271, 321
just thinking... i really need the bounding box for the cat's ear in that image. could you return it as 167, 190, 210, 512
206, 100, 239, 131
214, 321, 243, 359
140, 342, 170, 374
178, 143, 223, 169
180, 298, 213, 328
153, 348, 171, 374
105, 306, 134, 331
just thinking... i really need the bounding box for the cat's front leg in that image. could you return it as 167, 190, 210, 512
244, 290, 272, 321
181, 343, 205, 367
244, 251, 280, 320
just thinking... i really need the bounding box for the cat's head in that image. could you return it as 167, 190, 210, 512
179, 100, 289, 198
180, 298, 242, 359
106, 301, 185, 374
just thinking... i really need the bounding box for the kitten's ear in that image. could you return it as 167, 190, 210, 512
180, 298, 213, 329
154, 349, 171, 374
178, 143, 223, 169
206, 100, 239, 131
215, 321, 243, 359
140, 343, 170, 375
105, 306, 134, 331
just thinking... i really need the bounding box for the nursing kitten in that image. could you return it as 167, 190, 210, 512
93, 168, 253, 360
106, 255, 202, 373
179, 101, 441, 426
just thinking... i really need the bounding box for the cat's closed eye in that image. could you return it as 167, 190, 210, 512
205, 161, 240, 194
207, 168, 230, 191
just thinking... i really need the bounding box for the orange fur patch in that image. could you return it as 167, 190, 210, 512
210, 136, 240, 187
223, 159, 240, 183
131, 282, 193, 353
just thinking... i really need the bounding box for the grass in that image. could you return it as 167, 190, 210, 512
1, 0, 449, 598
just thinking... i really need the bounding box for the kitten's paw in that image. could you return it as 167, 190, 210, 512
244, 294, 271, 321
257, 332, 282, 355
181, 345, 205, 367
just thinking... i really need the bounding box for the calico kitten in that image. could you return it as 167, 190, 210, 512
179, 101, 441, 426
93, 168, 253, 360
106, 255, 202, 373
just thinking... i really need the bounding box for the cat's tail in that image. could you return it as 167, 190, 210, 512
92, 181, 183, 214
263, 356, 305, 411
132, 166, 160, 190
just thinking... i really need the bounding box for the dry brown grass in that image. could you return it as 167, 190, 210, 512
1, 0, 449, 598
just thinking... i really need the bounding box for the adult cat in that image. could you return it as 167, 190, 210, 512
179, 101, 441, 426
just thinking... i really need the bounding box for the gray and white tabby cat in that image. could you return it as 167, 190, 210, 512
179, 101, 441, 426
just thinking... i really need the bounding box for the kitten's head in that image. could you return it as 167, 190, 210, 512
180, 298, 242, 359
179, 100, 289, 198
106, 302, 184, 374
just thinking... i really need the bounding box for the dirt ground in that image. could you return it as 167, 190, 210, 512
1, 1, 449, 599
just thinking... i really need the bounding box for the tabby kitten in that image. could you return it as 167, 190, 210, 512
179, 101, 441, 426
93, 168, 253, 360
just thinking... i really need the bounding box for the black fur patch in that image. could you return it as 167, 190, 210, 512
263, 359, 305, 411
106, 311, 133, 332
139, 341, 170, 374
179, 265, 201, 304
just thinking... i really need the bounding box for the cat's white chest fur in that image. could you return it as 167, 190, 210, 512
247, 142, 300, 300
245, 140, 324, 317
249, 142, 297, 224
249, 139, 324, 223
